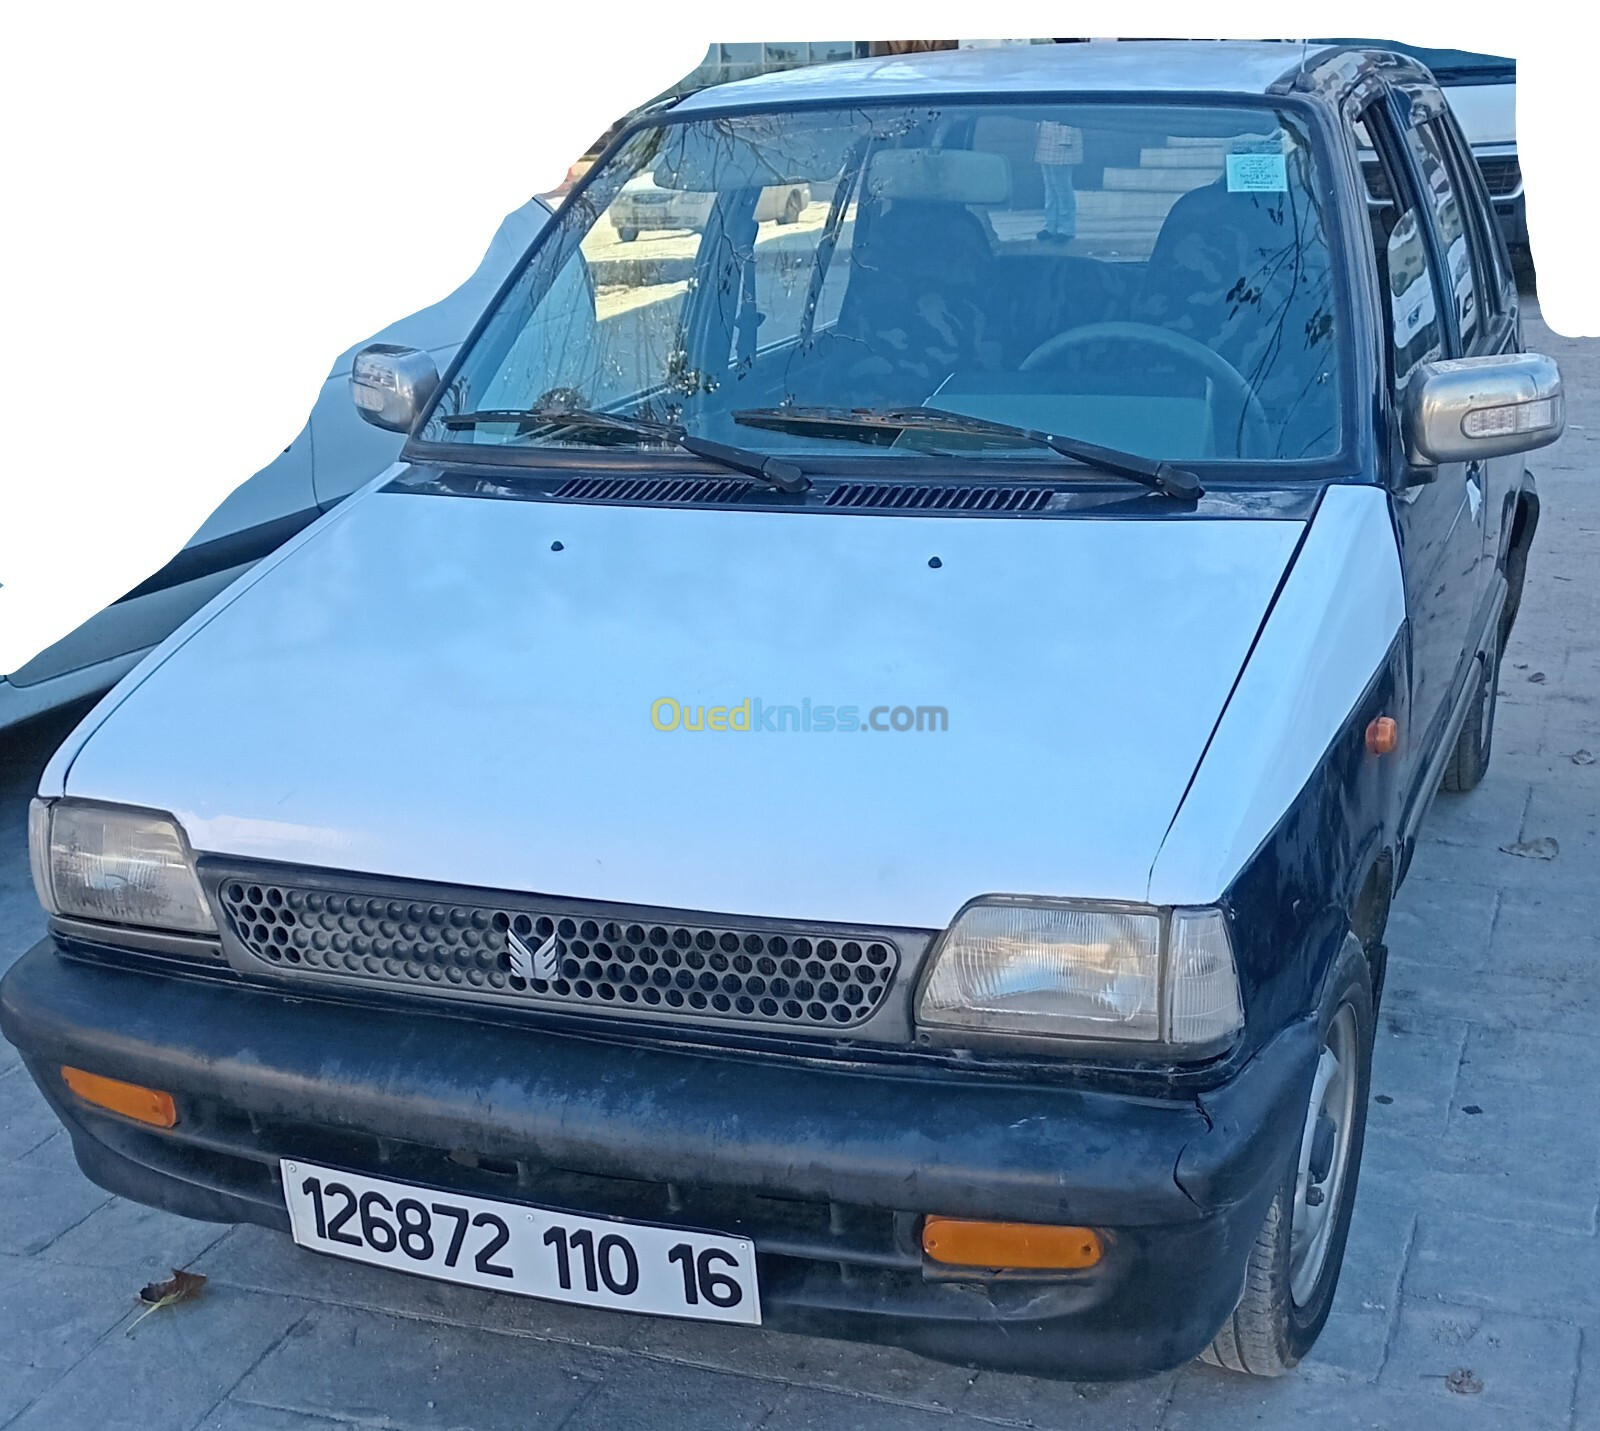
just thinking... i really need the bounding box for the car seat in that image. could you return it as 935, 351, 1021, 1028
825, 198, 999, 403
1134, 177, 1339, 456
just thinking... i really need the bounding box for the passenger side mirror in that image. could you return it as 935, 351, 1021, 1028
349, 344, 440, 434
1405, 352, 1564, 466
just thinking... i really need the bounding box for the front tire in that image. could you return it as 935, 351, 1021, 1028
1203, 937, 1374, 1376
616, 225, 639, 243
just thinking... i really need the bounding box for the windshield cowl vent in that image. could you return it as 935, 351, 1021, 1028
548, 476, 1058, 512
825, 484, 1056, 512
554, 476, 758, 505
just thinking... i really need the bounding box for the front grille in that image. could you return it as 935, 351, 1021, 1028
1477, 155, 1521, 198
1364, 154, 1522, 204
217, 877, 900, 1033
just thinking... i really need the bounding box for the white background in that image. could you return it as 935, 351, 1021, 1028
1, 2, 1594, 674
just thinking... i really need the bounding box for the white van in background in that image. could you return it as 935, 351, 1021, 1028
1313, 42, 1523, 266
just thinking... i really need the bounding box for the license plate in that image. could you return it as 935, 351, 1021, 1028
280, 1160, 760, 1325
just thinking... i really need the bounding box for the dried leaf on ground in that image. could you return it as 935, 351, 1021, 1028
1527, 671, 1547, 684
1573, 750, 1596, 766
1500, 837, 1560, 861
1445, 1368, 1483, 1395
126, 1268, 207, 1334
139, 1268, 206, 1306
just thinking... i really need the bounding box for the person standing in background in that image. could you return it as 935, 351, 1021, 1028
1035, 119, 1082, 242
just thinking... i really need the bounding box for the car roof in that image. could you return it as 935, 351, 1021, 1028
670, 40, 1427, 116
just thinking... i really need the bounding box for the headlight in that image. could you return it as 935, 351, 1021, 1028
29, 799, 216, 934
916, 898, 1242, 1053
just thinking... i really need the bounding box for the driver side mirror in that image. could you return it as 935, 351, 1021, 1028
349, 344, 440, 434
1404, 352, 1564, 466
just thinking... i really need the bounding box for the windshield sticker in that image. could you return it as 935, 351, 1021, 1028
1226, 152, 1288, 193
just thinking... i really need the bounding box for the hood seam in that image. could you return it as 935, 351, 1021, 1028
1141, 483, 1330, 902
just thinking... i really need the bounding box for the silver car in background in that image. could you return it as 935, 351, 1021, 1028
0, 197, 554, 730
609, 174, 811, 241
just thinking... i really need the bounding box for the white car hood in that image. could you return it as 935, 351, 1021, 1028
62, 486, 1305, 929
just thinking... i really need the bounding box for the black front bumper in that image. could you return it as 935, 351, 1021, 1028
1, 940, 1317, 1378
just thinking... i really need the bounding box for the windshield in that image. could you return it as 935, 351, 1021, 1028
424, 100, 1345, 465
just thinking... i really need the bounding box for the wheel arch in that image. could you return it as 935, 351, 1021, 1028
1346, 848, 1395, 1005
1500, 478, 1540, 644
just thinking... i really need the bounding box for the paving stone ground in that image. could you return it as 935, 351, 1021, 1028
0, 307, 1595, 1429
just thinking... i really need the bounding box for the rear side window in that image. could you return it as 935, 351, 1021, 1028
1430, 113, 1510, 323
1399, 120, 1478, 347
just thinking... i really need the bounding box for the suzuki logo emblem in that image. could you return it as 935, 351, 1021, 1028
507, 927, 561, 982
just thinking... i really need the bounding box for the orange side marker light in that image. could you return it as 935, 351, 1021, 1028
921, 1217, 1102, 1270
1366, 716, 1399, 755
60, 1067, 178, 1128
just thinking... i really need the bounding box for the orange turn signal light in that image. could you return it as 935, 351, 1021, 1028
921, 1216, 1103, 1270
1366, 716, 1399, 755
60, 1067, 177, 1129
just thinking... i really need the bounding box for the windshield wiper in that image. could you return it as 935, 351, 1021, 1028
733, 405, 1203, 500
439, 406, 810, 493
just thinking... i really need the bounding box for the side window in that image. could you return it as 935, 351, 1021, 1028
1431, 112, 1511, 321
579, 191, 709, 408
1399, 117, 1478, 348
809, 193, 857, 333
711, 184, 852, 382
478, 250, 604, 409
1353, 104, 1446, 395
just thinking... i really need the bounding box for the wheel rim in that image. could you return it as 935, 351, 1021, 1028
1289, 1003, 1358, 1306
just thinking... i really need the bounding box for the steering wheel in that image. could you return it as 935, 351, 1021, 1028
1019, 320, 1272, 457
